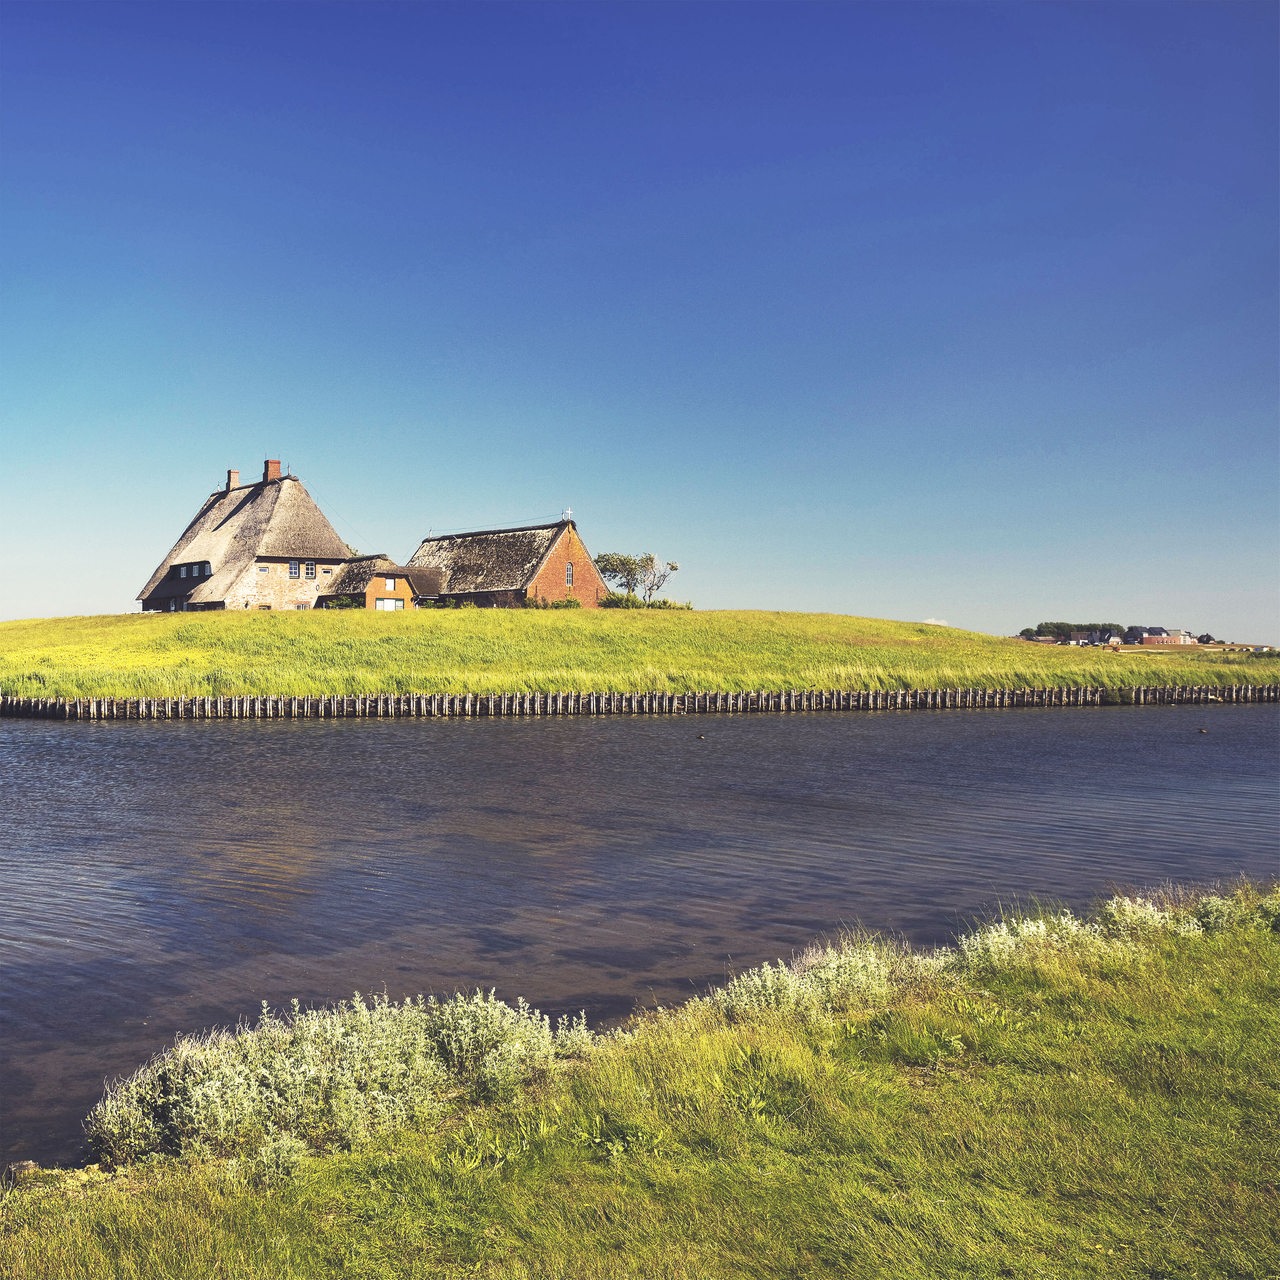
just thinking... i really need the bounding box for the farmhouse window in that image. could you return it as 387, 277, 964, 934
305, 561, 316, 579
322, 567, 332, 575
289, 561, 300, 579
375, 598, 404, 611
385, 577, 395, 590
258, 565, 269, 573
565, 563, 574, 587
179, 565, 187, 578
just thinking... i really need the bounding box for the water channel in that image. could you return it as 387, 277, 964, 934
2, 704, 1276, 1165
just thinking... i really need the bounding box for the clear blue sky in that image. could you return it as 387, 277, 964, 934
2, 0, 1276, 638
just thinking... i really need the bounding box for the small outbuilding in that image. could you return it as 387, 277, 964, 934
315, 556, 443, 610
405, 519, 609, 607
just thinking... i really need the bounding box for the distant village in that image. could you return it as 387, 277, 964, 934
1017, 623, 1271, 653
138, 460, 611, 613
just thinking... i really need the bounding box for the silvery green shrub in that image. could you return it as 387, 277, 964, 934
708, 941, 897, 1021
955, 910, 1113, 972
86, 994, 450, 1166
86, 990, 593, 1167
552, 1010, 596, 1057
1192, 895, 1245, 934
1259, 890, 1280, 930
1097, 895, 1202, 939
1194, 888, 1280, 933
423, 991, 558, 1102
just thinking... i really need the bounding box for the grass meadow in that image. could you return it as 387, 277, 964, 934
2, 885, 1277, 1279
1, 609, 1275, 698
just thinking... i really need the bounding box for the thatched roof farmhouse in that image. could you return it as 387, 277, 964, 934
406, 519, 609, 607
140, 463, 608, 611
138, 460, 353, 611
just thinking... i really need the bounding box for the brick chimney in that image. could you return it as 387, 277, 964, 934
263, 459, 281, 482
226, 469, 240, 491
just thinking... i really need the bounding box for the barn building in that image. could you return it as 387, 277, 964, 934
137, 460, 353, 611
405, 519, 609, 608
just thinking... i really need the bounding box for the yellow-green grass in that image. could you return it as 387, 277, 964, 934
1, 610, 1275, 699
3, 885, 1277, 1279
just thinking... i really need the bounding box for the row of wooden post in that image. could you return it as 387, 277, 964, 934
0, 685, 1276, 721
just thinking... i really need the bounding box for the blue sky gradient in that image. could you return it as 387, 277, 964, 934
2, 1, 1276, 637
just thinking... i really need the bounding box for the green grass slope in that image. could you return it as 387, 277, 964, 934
1, 610, 1275, 698
2, 885, 1277, 1279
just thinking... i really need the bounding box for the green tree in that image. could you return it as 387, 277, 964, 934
1032, 621, 1124, 641
593, 553, 645, 596
638, 554, 679, 603
594, 553, 681, 603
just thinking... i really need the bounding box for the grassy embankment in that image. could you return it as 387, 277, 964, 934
1, 610, 1275, 699
3, 885, 1278, 1279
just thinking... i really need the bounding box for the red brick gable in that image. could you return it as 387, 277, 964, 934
527, 525, 608, 607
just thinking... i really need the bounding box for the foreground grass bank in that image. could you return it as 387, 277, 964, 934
1, 610, 1275, 699
3, 884, 1278, 1279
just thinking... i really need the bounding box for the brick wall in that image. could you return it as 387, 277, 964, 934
527, 526, 608, 607
361, 572, 417, 610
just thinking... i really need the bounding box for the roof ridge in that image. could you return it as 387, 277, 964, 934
416, 518, 570, 544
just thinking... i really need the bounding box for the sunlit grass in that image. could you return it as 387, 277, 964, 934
3, 884, 1277, 1279
1, 610, 1274, 698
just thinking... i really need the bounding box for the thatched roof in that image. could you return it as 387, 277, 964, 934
138, 474, 352, 604
406, 521, 571, 595
316, 555, 442, 600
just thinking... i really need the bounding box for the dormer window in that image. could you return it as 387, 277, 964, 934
179, 565, 187, 578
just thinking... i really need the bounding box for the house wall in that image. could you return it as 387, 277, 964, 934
526, 526, 607, 607
223, 558, 348, 610
361, 573, 417, 610
1142, 633, 1196, 646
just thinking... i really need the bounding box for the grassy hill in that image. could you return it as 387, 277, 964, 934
0, 610, 1275, 700
2, 884, 1277, 1279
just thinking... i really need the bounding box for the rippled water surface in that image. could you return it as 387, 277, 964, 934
2, 705, 1277, 1164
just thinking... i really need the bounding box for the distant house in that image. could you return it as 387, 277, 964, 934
1142, 629, 1196, 646
406, 519, 609, 608
1123, 626, 1168, 645
1068, 629, 1124, 646
137, 461, 353, 612
316, 555, 442, 611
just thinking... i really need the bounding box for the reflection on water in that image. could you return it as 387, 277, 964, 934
1, 706, 1276, 1165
